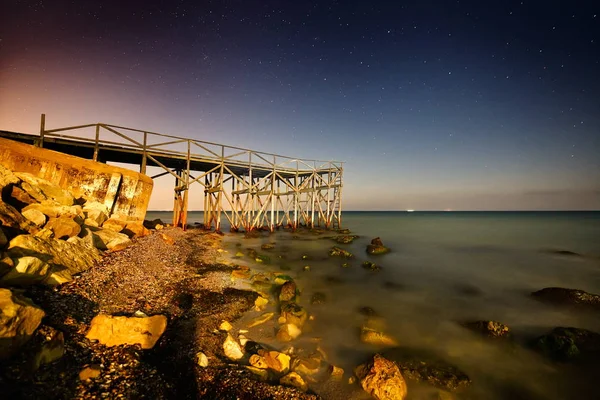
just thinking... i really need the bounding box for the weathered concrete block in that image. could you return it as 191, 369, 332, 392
0, 138, 153, 221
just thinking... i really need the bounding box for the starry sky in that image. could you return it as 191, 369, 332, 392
1, 0, 599, 210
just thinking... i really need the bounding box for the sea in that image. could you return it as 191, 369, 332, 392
146, 210, 600, 399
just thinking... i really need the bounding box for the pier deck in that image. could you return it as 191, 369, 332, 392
0, 114, 343, 231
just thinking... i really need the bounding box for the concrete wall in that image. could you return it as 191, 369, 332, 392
0, 137, 153, 221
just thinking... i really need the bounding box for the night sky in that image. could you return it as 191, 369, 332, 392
1, 0, 599, 210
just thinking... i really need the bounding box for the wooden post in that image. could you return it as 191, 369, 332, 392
38, 113, 45, 148
93, 124, 100, 161
140, 132, 148, 174
216, 146, 224, 232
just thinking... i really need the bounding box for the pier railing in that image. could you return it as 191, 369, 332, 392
35, 114, 343, 231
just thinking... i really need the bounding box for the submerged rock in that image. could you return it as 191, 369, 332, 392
366, 237, 390, 255
261, 243, 276, 250
334, 235, 359, 244
280, 302, 308, 327
531, 287, 600, 310
310, 292, 327, 305
0, 288, 45, 360
247, 312, 275, 328
86, 314, 167, 349
258, 349, 291, 374
533, 327, 600, 362
384, 348, 471, 392
277, 323, 302, 342
462, 320, 511, 339
280, 371, 308, 392
329, 246, 354, 258
354, 354, 408, 400
362, 261, 382, 271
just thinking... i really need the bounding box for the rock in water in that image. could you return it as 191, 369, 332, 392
259, 350, 291, 374
329, 246, 354, 258
354, 354, 408, 400
279, 302, 308, 327
531, 287, 600, 310
86, 314, 167, 349
0, 288, 45, 360
223, 333, 245, 360
279, 280, 297, 302
276, 323, 302, 342
366, 237, 391, 255
3, 234, 101, 286
247, 312, 275, 328
462, 320, 510, 339
533, 327, 600, 362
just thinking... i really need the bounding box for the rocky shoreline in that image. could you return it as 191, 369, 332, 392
2, 161, 600, 400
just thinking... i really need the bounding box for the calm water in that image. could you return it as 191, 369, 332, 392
147, 211, 600, 399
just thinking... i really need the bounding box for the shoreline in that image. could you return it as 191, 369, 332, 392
1, 227, 319, 399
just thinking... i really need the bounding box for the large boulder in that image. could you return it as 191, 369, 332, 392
2, 234, 101, 286
86, 314, 167, 349
22, 202, 83, 219
0, 288, 45, 360
367, 237, 390, 255
21, 208, 47, 227
122, 220, 151, 238
354, 354, 408, 400
80, 225, 132, 251
14, 172, 75, 206
45, 216, 82, 239
383, 348, 471, 392
0, 201, 38, 234
462, 320, 511, 339
102, 217, 127, 233
83, 202, 109, 227
531, 287, 600, 310
533, 327, 600, 362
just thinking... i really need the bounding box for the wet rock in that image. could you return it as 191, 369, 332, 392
254, 295, 269, 311
3, 234, 101, 286
462, 320, 511, 339
250, 353, 270, 369
531, 287, 600, 310
354, 354, 408, 400
0, 288, 45, 360
32, 327, 65, 371
280, 302, 308, 327
79, 364, 102, 380
280, 371, 308, 392
223, 333, 245, 360
261, 243, 276, 250
292, 354, 323, 377
303, 265, 311, 271
45, 216, 82, 239
310, 292, 327, 305
384, 348, 471, 392
337, 228, 351, 234
274, 274, 294, 286
367, 237, 390, 255
334, 235, 359, 244
279, 280, 297, 302
85, 314, 167, 349
532, 327, 600, 362
255, 254, 271, 263
248, 312, 275, 328
277, 323, 302, 342
21, 208, 46, 227
259, 349, 291, 374
329, 246, 354, 258
361, 328, 399, 347
362, 261, 382, 271
247, 248, 259, 259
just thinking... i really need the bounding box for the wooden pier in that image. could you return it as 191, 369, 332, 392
0, 114, 343, 231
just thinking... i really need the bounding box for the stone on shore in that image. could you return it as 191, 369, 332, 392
0, 288, 45, 360
531, 287, 600, 310
45, 216, 82, 239
102, 217, 127, 233
79, 364, 102, 380
21, 208, 47, 227
280, 371, 308, 392
123, 220, 151, 238
197, 352, 209, 367
462, 320, 511, 339
219, 320, 233, 332
32, 327, 65, 371
354, 354, 408, 400
3, 234, 101, 286
85, 314, 167, 349
254, 296, 269, 311
533, 327, 600, 362
259, 349, 291, 374
367, 237, 390, 255
84, 226, 132, 251
276, 323, 302, 342
223, 333, 245, 360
